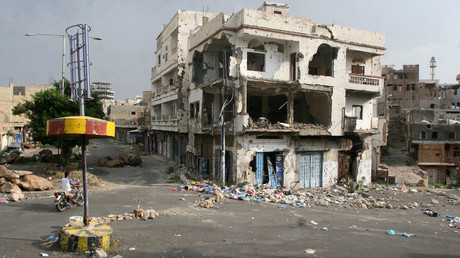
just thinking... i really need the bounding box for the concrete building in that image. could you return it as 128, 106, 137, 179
108, 104, 145, 144
150, 2, 386, 187
0, 83, 53, 149
91, 82, 115, 119
384, 62, 460, 184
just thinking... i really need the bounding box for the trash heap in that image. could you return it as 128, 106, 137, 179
445, 215, 460, 232
172, 180, 460, 210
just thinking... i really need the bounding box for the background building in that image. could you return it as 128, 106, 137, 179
0, 83, 53, 150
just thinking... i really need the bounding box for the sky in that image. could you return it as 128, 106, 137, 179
1, 0, 460, 99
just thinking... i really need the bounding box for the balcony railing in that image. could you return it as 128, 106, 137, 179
349, 74, 380, 86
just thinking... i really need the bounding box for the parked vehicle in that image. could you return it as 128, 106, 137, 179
54, 182, 83, 212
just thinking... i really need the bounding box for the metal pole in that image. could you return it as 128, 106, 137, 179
61, 34, 66, 96
81, 134, 89, 226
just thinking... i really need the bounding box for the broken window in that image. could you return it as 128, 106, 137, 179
352, 105, 363, 119
351, 64, 365, 75
421, 131, 427, 139
454, 147, 460, 157
193, 51, 204, 85
247, 52, 265, 71
432, 131, 438, 139
308, 44, 338, 77
190, 102, 199, 119
294, 91, 331, 127
290, 53, 297, 81
248, 94, 287, 124
247, 39, 265, 72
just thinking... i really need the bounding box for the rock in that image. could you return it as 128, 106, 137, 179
17, 181, 32, 191
42, 154, 60, 163
10, 192, 24, 202
215, 190, 223, 202
431, 199, 439, 204
401, 205, 409, 210
200, 199, 215, 208
117, 153, 129, 165
95, 249, 107, 258
318, 200, 330, 207
0, 182, 22, 193
413, 202, 419, 208
97, 156, 112, 167
360, 203, 368, 210
0, 166, 20, 180
3, 153, 20, 164
38, 149, 53, 162
106, 159, 125, 168
421, 203, 431, 208
0, 178, 6, 185
11, 170, 33, 176
39, 149, 53, 156
22, 174, 53, 191
374, 202, 386, 208
128, 154, 142, 166
386, 203, 393, 209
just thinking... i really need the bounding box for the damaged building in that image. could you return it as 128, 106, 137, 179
150, 2, 386, 187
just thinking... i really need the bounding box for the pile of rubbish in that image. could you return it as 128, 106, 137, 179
170, 180, 460, 210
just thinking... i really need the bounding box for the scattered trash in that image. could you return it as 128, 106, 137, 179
309, 220, 318, 225
41, 235, 58, 247
422, 208, 439, 217
40, 253, 49, 257
386, 230, 396, 235
0, 199, 8, 204
278, 205, 287, 209
304, 249, 315, 255
222, 239, 227, 242
129, 247, 136, 251
322, 227, 328, 231
175, 234, 181, 237
179, 198, 186, 201
399, 232, 417, 237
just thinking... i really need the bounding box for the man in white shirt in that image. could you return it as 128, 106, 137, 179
61, 171, 79, 201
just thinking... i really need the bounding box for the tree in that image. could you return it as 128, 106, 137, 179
13, 79, 105, 167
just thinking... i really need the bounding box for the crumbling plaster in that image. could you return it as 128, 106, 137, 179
235, 135, 353, 188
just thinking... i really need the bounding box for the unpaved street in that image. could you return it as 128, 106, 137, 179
0, 139, 459, 257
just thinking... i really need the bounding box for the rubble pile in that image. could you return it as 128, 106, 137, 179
98, 152, 142, 167
0, 165, 53, 202
247, 117, 327, 131
173, 180, 460, 210
89, 209, 160, 224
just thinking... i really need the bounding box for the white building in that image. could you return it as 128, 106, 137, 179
150, 2, 387, 187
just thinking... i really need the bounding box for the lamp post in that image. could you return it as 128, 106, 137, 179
25, 33, 102, 96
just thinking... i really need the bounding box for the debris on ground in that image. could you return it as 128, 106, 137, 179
170, 180, 460, 210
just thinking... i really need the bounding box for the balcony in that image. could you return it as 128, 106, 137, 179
151, 114, 179, 128
349, 74, 380, 86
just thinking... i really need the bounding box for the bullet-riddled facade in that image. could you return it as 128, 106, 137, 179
150, 2, 386, 187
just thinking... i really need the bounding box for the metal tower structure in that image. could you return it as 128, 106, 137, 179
65, 23, 93, 225
430, 56, 436, 80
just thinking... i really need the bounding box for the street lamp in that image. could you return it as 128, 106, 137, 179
25, 33, 102, 96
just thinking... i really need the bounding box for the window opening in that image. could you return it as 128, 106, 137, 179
247, 52, 265, 71
308, 44, 338, 77
352, 105, 363, 119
